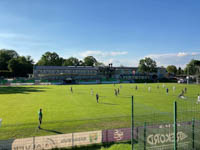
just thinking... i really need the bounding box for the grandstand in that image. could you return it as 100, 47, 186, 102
33, 66, 168, 83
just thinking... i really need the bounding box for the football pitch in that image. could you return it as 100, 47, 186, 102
0, 83, 200, 140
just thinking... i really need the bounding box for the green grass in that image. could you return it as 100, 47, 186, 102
0, 83, 200, 140
53, 142, 135, 150
100, 144, 134, 150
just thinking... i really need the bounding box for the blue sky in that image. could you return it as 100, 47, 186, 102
0, 0, 200, 67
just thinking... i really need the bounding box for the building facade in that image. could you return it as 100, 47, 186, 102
33, 66, 167, 82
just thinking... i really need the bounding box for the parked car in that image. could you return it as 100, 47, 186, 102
178, 78, 186, 83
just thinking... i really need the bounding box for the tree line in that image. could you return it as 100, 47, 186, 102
0, 49, 103, 77
0, 49, 199, 77
166, 59, 200, 76
36, 51, 104, 67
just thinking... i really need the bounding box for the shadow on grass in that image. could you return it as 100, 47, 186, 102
99, 96, 107, 98
118, 95, 132, 98
99, 102, 118, 105
0, 86, 48, 94
40, 128, 63, 134
53, 141, 135, 150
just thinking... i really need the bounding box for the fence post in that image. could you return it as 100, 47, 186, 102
192, 118, 195, 149
144, 122, 146, 150
72, 132, 74, 148
33, 136, 35, 150
174, 101, 177, 150
131, 95, 134, 150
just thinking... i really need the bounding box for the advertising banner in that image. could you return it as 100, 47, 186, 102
0, 133, 72, 150
73, 130, 102, 146
0, 130, 102, 150
102, 128, 137, 143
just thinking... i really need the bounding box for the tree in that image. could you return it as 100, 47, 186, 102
36, 52, 63, 66
0, 49, 19, 70
8, 58, 20, 76
184, 59, 200, 75
63, 57, 79, 66
83, 56, 97, 66
177, 67, 184, 75
95, 62, 105, 67
166, 65, 177, 75
138, 57, 157, 74
79, 60, 85, 66
8, 56, 34, 77
19, 56, 34, 76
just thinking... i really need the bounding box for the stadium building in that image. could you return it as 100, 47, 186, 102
33, 65, 167, 83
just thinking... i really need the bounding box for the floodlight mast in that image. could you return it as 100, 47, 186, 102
186, 76, 189, 85
187, 62, 190, 84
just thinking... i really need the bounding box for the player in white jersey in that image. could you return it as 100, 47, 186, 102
148, 86, 151, 92
196, 94, 200, 104
162, 84, 165, 88
173, 86, 176, 92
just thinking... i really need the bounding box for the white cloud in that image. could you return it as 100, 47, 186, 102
177, 52, 187, 57
78, 50, 132, 67
79, 50, 102, 57
191, 52, 200, 56
145, 52, 200, 68
110, 51, 128, 56
96, 58, 139, 67
0, 33, 29, 39
79, 50, 128, 58
78, 51, 200, 67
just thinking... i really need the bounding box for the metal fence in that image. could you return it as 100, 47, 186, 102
135, 100, 200, 150
137, 120, 200, 150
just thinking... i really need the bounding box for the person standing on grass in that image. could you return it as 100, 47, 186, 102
162, 84, 165, 88
173, 86, 176, 93
184, 87, 187, 93
96, 93, 99, 103
182, 89, 184, 95
114, 89, 117, 96
135, 85, 138, 90
197, 94, 200, 104
38, 108, 43, 129
117, 88, 120, 95
166, 88, 169, 94
70, 86, 73, 93
148, 86, 151, 92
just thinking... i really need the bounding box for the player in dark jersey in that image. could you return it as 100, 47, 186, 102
96, 93, 99, 103
38, 108, 43, 129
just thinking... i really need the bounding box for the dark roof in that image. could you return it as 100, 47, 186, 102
34, 66, 166, 71
114, 67, 138, 69
34, 66, 99, 70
